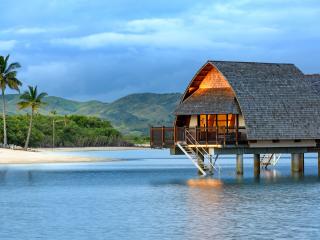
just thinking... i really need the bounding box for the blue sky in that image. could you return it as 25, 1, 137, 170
1, 0, 320, 101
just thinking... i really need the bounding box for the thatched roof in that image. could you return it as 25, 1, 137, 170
175, 88, 240, 115
305, 74, 320, 93
176, 60, 320, 140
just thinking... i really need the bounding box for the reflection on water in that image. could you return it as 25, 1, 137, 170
0, 150, 319, 239
264, 169, 281, 179
187, 178, 223, 188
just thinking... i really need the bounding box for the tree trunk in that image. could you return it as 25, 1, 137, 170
25, 110, 34, 150
1, 89, 7, 146
52, 119, 55, 148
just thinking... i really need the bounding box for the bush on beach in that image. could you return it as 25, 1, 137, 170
0, 114, 130, 148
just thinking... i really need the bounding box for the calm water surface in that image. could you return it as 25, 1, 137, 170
0, 149, 320, 239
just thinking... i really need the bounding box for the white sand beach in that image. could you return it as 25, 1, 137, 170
37, 146, 147, 152
0, 147, 145, 164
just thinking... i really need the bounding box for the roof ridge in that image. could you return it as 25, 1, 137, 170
208, 60, 295, 65
305, 74, 320, 76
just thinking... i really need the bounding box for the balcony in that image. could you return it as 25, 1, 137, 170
150, 126, 247, 148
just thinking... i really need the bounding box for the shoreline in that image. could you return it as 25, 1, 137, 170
0, 146, 149, 165
37, 146, 149, 152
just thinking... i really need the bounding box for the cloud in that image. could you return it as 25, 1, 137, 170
50, 18, 190, 49
124, 18, 183, 33
0, 40, 17, 51
51, 30, 251, 51
2, 0, 320, 101
50, 15, 259, 51
1, 26, 76, 35
52, 0, 315, 51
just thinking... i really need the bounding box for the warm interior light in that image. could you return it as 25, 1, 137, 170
199, 68, 231, 89
198, 114, 236, 128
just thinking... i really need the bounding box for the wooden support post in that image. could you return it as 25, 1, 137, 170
226, 114, 228, 135
216, 114, 218, 144
236, 154, 243, 175
206, 115, 208, 145
318, 152, 320, 176
196, 127, 198, 143
291, 153, 304, 173
236, 114, 239, 145
254, 154, 260, 177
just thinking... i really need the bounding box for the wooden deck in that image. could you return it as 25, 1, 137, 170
150, 126, 247, 148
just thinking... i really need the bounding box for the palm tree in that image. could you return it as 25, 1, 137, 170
17, 86, 47, 150
50, 110, 57, 148
0, 55, 22, 146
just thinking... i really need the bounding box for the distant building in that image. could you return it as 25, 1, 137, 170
150, 61, 320, 176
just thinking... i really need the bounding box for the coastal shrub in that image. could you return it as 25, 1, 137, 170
0, 114, 129, 148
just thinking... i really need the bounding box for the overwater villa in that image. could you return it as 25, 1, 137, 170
150, 60, 320, 176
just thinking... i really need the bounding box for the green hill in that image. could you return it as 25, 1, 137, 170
1, 93, 181, 136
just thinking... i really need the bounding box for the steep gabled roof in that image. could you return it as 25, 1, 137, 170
176, 60, 320, 140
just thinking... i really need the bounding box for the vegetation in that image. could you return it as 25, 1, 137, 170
0, 53, 181, 147
0, 93, 181, 136
99, 93, 180, 135
0, 55, 22, 146
123, 134, 150, 145
0, 114, 126, 148
17, 86, 47, 149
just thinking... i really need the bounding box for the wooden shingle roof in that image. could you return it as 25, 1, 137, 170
176, 60, 320, 140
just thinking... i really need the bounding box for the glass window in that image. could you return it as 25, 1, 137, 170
198, 114, 237, 128
228, 115, 236, 128
199, 115, 206, 127
217, 114, 227, 127
208, 115, 216, 127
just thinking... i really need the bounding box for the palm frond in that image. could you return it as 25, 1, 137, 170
28, 86, 35, 98
5, 71, 17, 78
17, 101, 31, 110
0, 56, 4, 73
19, 91, 33, 101
7, 77, 22, 92
0, 79, 6, 91
17, 85, 47, 112
0, 55, 22, 93
2, 55, 9, 73
4, 55, 9, 65
36, 92, 48, 101
33, 86, 37, 99
5, 62, 21, 74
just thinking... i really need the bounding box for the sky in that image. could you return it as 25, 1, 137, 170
1, 0, 320, 102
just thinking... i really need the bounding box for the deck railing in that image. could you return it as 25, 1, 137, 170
150, 126, 247, 148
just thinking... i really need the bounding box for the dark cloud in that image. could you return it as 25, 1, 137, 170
1, 0, 320, 101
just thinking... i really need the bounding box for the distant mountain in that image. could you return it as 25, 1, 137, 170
1, 93, 182, 136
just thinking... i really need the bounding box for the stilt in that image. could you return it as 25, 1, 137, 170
253, 154, 260, 177
236, 174, 243, 183
291, 153, 304, 173
236, 154, 243, 175
318, 152, 320, 176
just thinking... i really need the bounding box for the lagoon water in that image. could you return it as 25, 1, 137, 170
0, 149, 320, 239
